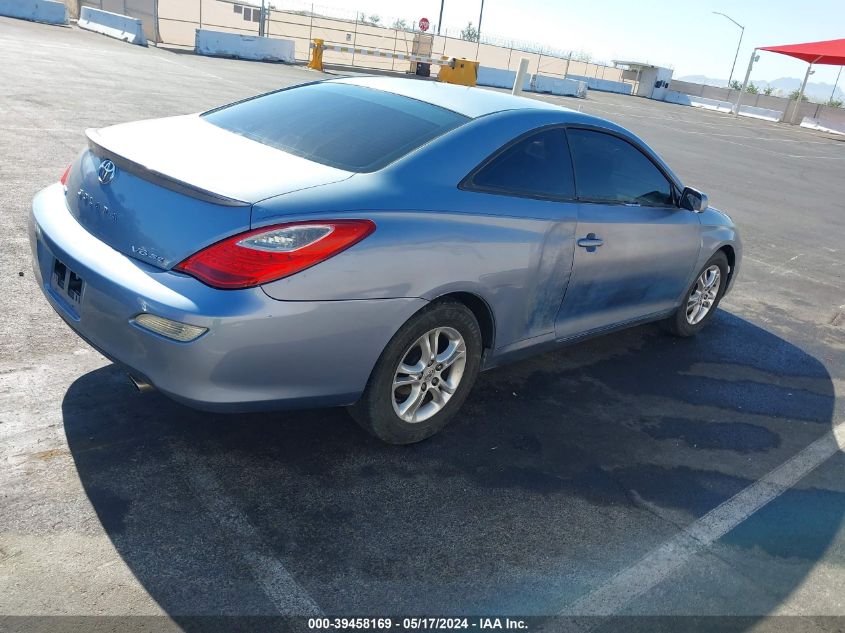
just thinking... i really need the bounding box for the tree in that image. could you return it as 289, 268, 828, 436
788, 89, 809, 101
729, 79, 742, 91
763, 86, 774, 96
358, 12, 381, 26
827, 98, 843, 108
460, 21, 479, 42
391, 18, 408, 30
745, 82, 758, 94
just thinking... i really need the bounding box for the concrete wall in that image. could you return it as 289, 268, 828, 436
532, 75, 587, 98
0, 0, 68, 24
476, 66, 586, 98
804, 107, 845, 134
669, 78, 845, 125
79, 6, 147, 45
196, 28, 295, 62
801, 115, 845, 136
737, 105, 782, 122
566, 73, 632, 95
477, 66, 526, 90
664, 91, 782, 121
664, 91, 732, 112
80, 0, 158, 42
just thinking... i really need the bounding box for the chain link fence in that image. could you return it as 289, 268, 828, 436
94, 0, 630, 84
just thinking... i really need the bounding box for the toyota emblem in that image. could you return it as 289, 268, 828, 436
97, 159, 116, 185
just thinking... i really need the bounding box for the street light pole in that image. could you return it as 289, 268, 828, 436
477, 0, 484, 43
437, 0, 444, 35
713, 11, 745, 87
734, 48, 758, 117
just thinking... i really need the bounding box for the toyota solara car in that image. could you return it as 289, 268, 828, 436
30, 76, 741, 444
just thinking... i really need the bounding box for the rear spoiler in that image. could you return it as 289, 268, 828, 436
85, 129, 250, 208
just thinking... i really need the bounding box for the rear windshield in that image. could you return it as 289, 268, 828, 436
202, 82, 469, 173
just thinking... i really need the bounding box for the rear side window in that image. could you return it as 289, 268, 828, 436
567, 129, 674, 207
468, 128, 575, 200
202, 82, 469, 173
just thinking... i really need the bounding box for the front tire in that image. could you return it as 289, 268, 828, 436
666, 251, 729, 337
349, 301, 483, 445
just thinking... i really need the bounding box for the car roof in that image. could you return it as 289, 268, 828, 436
328, 76, 683, 189
331, 75, 566, 119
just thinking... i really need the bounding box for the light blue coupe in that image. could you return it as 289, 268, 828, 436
30, 76, 741, 444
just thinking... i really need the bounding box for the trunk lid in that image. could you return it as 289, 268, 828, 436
66, 115, 352, 270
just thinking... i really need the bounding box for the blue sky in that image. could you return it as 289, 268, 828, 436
311, 0, 845, 86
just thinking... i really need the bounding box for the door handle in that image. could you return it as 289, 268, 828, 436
577, 233, 604, 252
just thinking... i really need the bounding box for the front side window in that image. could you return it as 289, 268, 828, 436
567, 129, 674, 207
468, 128, 575, 200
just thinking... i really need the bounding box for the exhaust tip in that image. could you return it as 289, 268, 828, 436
128, 374, 155, 393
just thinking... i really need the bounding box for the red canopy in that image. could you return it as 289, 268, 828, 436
759, 38, 845, 65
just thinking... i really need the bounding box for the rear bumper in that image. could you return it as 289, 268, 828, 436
30, 183, 425, 411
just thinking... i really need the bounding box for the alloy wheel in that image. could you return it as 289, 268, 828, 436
392, 327, 467, 423
686, 265, 721, 325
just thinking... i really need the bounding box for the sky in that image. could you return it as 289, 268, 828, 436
290, 0, 845, 87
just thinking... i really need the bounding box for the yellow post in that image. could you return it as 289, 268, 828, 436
308, 38, 324, 71
437, 58, 479, 87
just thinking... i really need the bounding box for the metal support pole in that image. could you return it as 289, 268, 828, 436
790, 59, 819, 124
734, 48, 757, 117
351, 15, 358, 67
153, 0, 160, 44
477, 0, 484, 43
829, 66, 842, 104
308, 3, 313, 48
258, 0, 266, 36
712, 12, 745, 88
437, 0, 444, 35
728, 26, 744, 86
391, 25, 397, 72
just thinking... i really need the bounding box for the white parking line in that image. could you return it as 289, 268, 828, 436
171, 445, 324, 616
562, 420, 845, 619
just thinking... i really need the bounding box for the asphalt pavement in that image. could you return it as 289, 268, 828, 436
0, 16, 843, 632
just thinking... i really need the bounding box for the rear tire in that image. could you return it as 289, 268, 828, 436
666, 251, 729, 337
349, 301, 482, 445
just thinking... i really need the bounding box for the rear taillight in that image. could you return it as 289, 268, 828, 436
59, 164, 71, 188
174, 220, 376, 289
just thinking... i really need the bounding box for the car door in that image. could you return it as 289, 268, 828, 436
460, 126, 579, 347
554, 127, 701, 340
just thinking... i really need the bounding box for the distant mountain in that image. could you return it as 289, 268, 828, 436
677, 75, 843, 102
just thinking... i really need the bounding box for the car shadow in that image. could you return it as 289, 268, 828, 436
61, 310, 840, 626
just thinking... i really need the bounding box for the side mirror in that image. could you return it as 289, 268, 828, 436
681, 187, 709, 213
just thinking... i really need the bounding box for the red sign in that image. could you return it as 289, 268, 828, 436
419, 17, 430, 31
